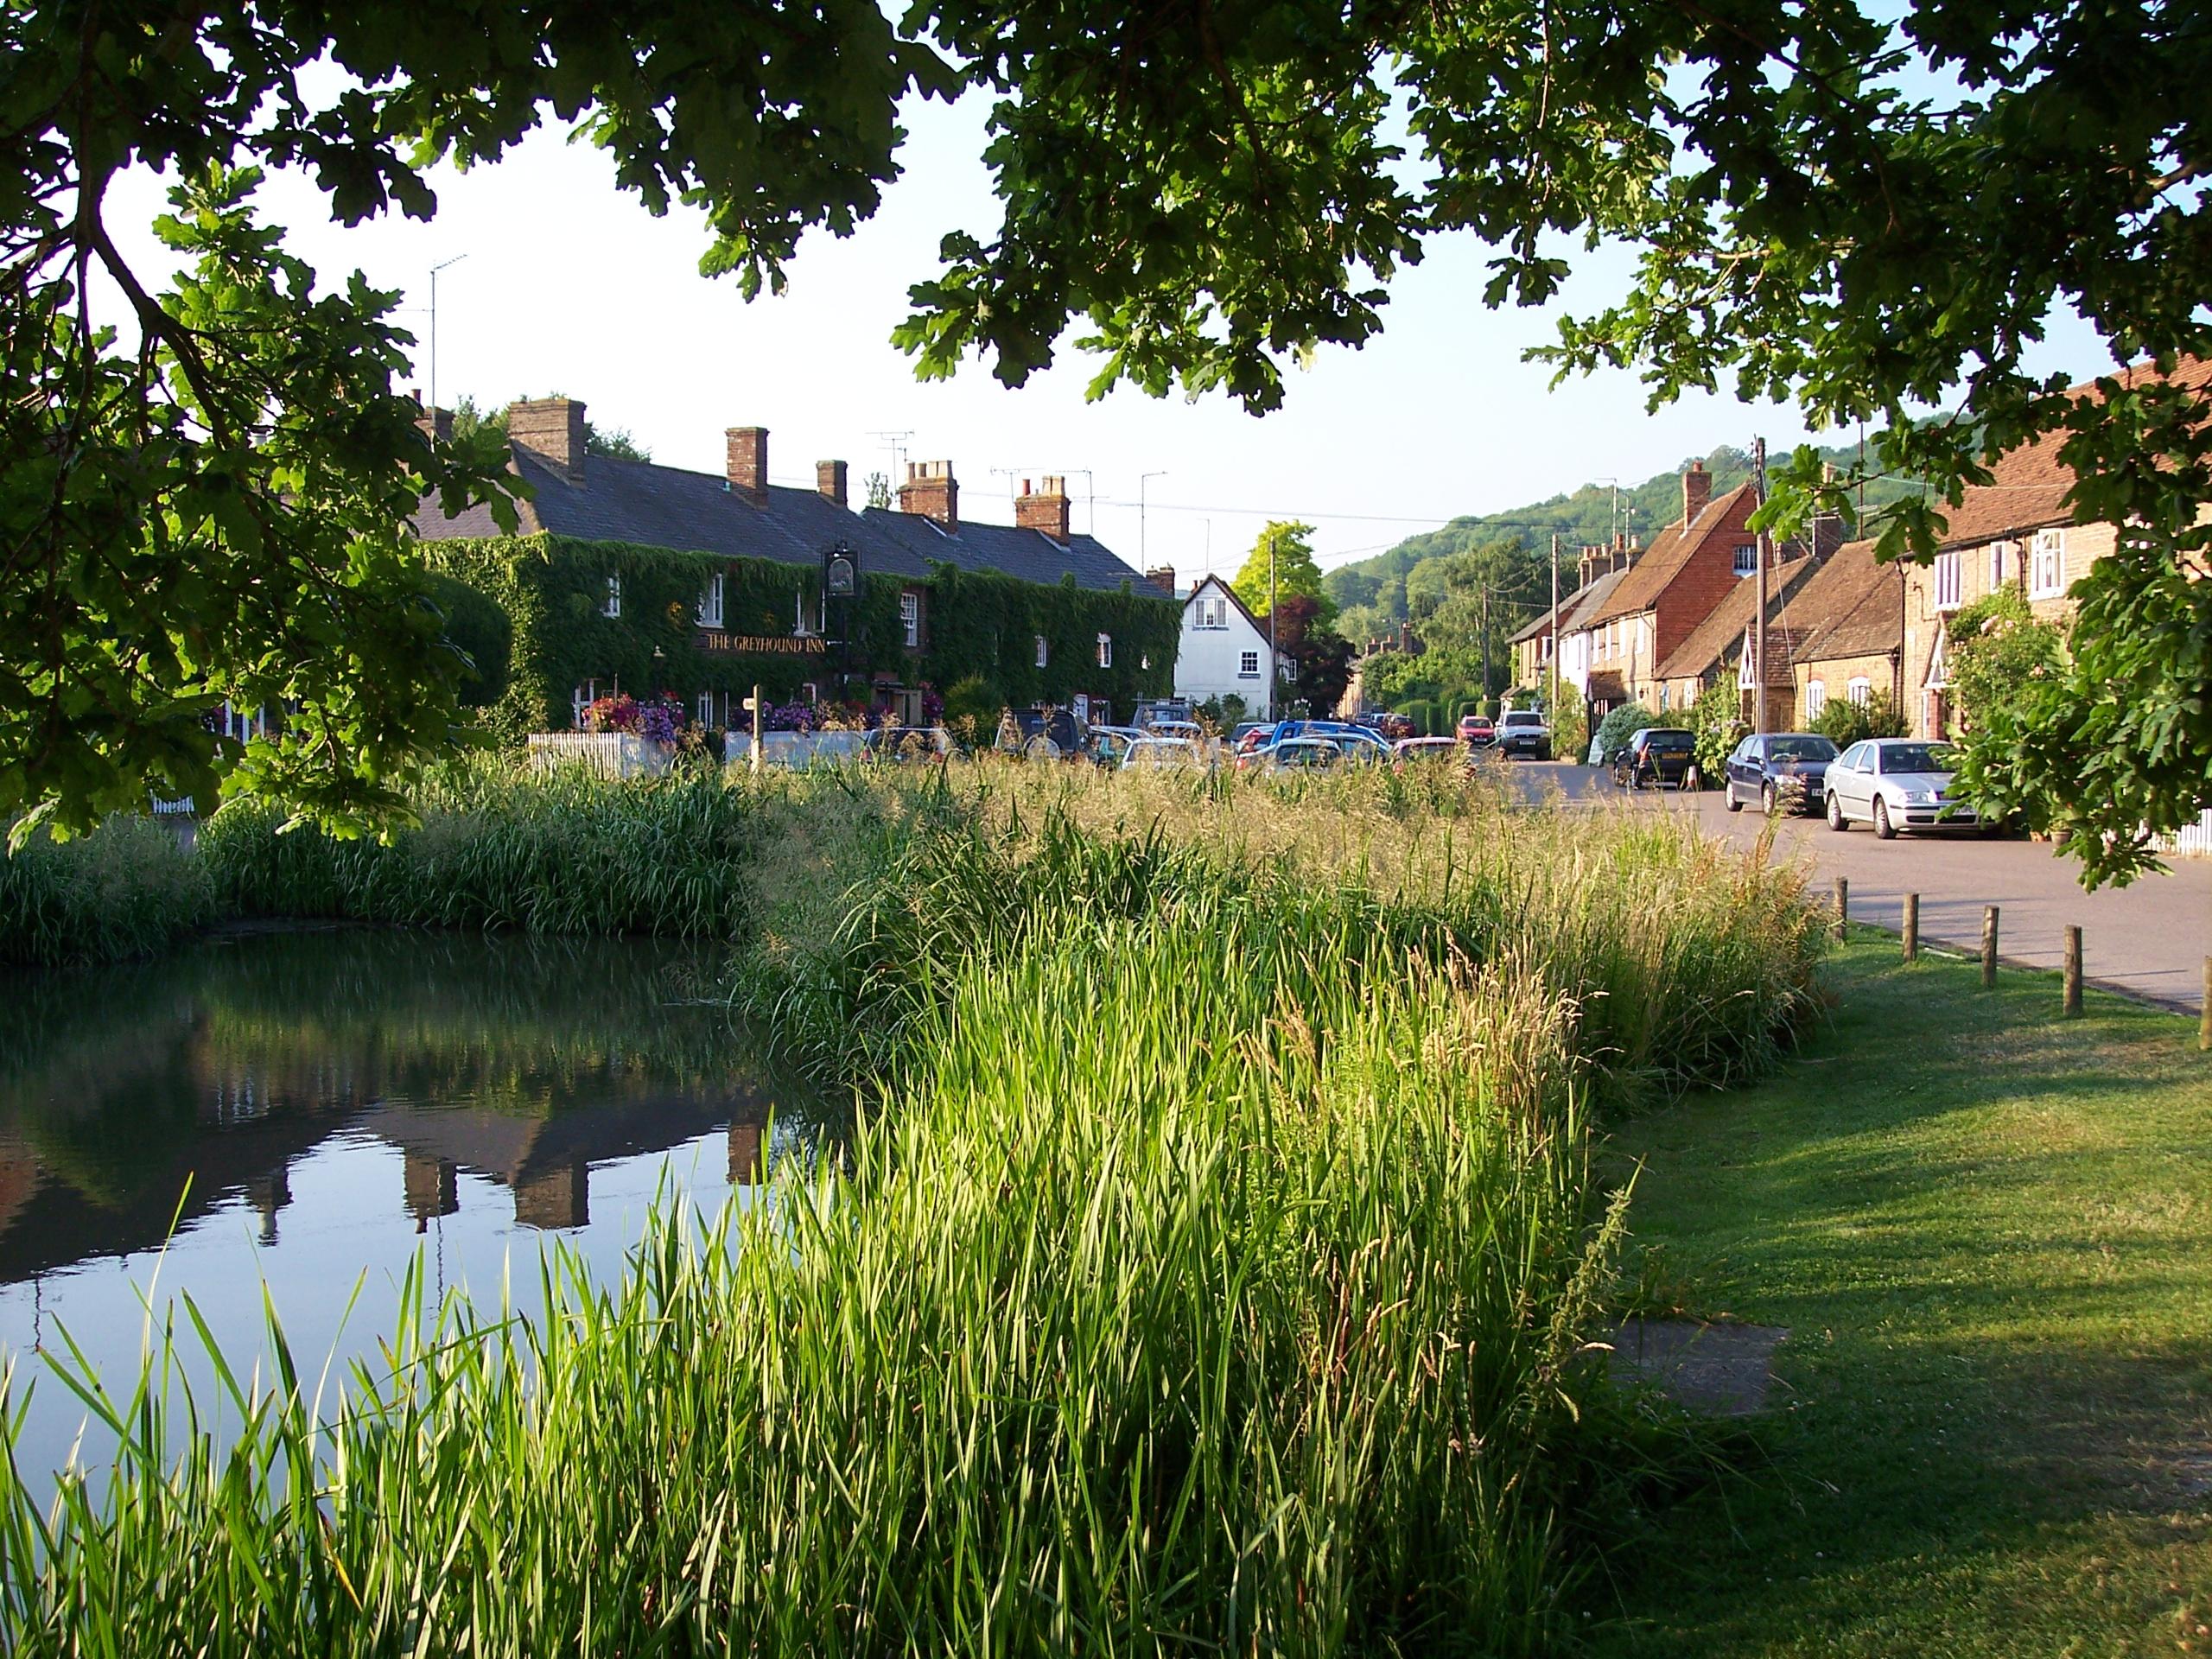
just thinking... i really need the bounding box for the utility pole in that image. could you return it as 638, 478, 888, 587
428, 254, 466, 425
1140, 471, 1167, 568
1548, 532, 1560, 706
1751, 435, 1770, 732
1268, 526, 1279, 721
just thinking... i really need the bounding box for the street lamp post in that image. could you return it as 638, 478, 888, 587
427, 254, 467, 425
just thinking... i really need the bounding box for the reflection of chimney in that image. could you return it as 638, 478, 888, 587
246, 1168, 291, 1247
728, 1121, 766, 1187
514, 1160, 588, 1230
508, 397, 587, 486
898, 460, 957, 530
404, 1151, 459, 1221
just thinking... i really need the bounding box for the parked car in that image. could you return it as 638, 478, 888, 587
1392, 736, 1466, 768
1724, 732, 1839, 815
1824, 738, 1980, 837
1259, 737, 1345, 772
1496, 709, 1552, 761
862, 726, 956, 762
1609, 727, 1697, 789
1084, 726, 1145, 767
1324, 726, 1394, 763
1357, 710, 1415, 741
1146, 718, 1205, 741
1120, 736, 1205, 770
1458, 714, 1497, 747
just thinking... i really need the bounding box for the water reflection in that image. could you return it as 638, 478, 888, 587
0, 928, 831, 1480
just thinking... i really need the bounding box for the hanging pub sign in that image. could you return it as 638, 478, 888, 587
823, 539, 859, 598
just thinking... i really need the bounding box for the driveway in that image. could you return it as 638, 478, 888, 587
1495, 760, 2212, 1014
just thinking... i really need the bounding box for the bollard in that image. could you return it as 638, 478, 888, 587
751, 683, 764, 779
1903, 893, 1919, 962
1834, 876, 1849, 942
2063, 925, 2082, 1018
1981, 906, 1999, 989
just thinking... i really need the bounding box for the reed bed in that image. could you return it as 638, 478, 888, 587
200, 761, 757, 938
1, 760, 1827, 1654
0, 816, 215, 969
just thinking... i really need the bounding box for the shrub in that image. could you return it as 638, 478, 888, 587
1945, 588, 2064, 735
1593, 702, 1657, 760
0, 815, 216, 968
1808, 687, 1909, 747
938, 674, 1001, 744
1690, 681, 1749, 781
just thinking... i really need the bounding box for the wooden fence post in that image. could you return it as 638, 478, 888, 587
752, 683, 764, 779
1903, 893, 1919, 962
1981, 906, 1999, 990
2201, 958, 2210, 1052
2063, 925, 2082, 1018
1834, 876, 1849, 942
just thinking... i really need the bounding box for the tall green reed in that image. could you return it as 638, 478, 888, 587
0, 816, 215, 969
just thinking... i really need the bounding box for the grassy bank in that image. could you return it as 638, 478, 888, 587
0, 765, 1827, 1654
0, 816, 214, 969
1601, 939, 2212, 1656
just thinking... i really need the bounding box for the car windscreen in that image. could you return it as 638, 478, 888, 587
1769, 736, 1838, 760
1643, 731, 1694, 749
1880, 743, 1956, 773
1501, 713, 1542, 727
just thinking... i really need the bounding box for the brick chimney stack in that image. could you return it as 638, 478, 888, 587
410, 388, 452, 446
1144, 566, 1177, 595
816, 459, 848, 506
1014, 474, 1071, 542
1681, 461, 1713, 525
899, 460, 957, 531
725, 427, 768, 504
508, 397, 587, 486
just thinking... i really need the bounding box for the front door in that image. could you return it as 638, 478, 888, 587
895, 688, 925, 727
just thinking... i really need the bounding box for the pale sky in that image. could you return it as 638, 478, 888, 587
105, 85, 2107, 580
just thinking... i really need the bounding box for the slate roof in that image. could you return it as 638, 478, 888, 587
1938, 353, 2212, 549
1511, 563, 1632, 645
414, 448, 1147, 594
1778, 537, 1904, 664
1652, 549, 1821, 682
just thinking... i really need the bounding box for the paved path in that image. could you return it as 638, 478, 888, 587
1497, 760, 2212, 1014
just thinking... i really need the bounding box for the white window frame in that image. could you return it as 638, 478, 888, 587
602, 575, 622, 619
696, 690, 715, 728
572, 680, 599, 729
1847, 677, 1872, 706
1805, 678, 1827, 719
1732, 544, 1758, 579
697, 572, 724, 629
2030, 527, 2066, 598
1988, 541, 2008, 589
1933, 550, 1961, 611
899, 590, 921, 648
1238, 650, 1261, 677
1034, 634, 1049, 669
1096, 632, 1112, 669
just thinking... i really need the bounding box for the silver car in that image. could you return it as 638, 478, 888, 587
1824, 738, 1980, 838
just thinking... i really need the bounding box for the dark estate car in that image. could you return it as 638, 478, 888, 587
1609, 727, 1698, 789
1723, 732, 1840, 816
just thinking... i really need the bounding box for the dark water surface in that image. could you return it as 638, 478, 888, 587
0, 928, 834, 1484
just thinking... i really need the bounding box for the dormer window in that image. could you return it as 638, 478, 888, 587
1732, 544, 1757, 579
602, 575, 622, 619
696, 572, 724, 629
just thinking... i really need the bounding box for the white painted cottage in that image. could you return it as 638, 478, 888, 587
1173, 574, 1282, 720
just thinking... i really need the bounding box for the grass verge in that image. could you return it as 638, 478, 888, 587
1599, 937, 2212, 1656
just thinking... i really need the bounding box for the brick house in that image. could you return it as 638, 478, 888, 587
1510, 541, 1638, 696
1558, 462, 1763, 717
1780, 539, 1905, 728
411, 397, 1172, 733
1903, 354, 2212, 739
1649, 543, 1825, 721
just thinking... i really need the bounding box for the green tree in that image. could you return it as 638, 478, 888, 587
1230, 523, 1333, 629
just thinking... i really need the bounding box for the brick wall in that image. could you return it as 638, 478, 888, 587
1650, 490, 1759, 669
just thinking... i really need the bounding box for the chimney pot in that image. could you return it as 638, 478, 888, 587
899, 459, 958, 530
507, 397, 587, 486
1014, 474, 1070, 542
1144, 566, 1176, 595
726, 427, 768, 504
816, 459, 848, 507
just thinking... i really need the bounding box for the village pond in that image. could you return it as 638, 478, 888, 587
0, 926, 836, 1488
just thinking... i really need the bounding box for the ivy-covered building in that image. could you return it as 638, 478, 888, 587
411, 397, 1177, 739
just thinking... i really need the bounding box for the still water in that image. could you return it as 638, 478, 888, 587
0, 928, 835, 1484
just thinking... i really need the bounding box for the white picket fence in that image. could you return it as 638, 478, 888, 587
525, 733, 671, 778
2160, 809, 2212, 856
724, 730, 869, 767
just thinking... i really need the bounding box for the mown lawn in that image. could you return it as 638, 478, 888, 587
1600, 936, 2212, 1657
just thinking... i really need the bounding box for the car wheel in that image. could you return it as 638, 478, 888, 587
1826, 792, 1847, 832
1873, 797, 1897, 840
1761, 782, 1777, 816
1726, 779, 1744, 813
1535, 745, 1550, 762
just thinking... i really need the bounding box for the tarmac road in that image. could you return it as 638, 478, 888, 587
1491, 758, 2212, 1014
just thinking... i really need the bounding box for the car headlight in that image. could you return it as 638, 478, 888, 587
1901, 787, 1933, 804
